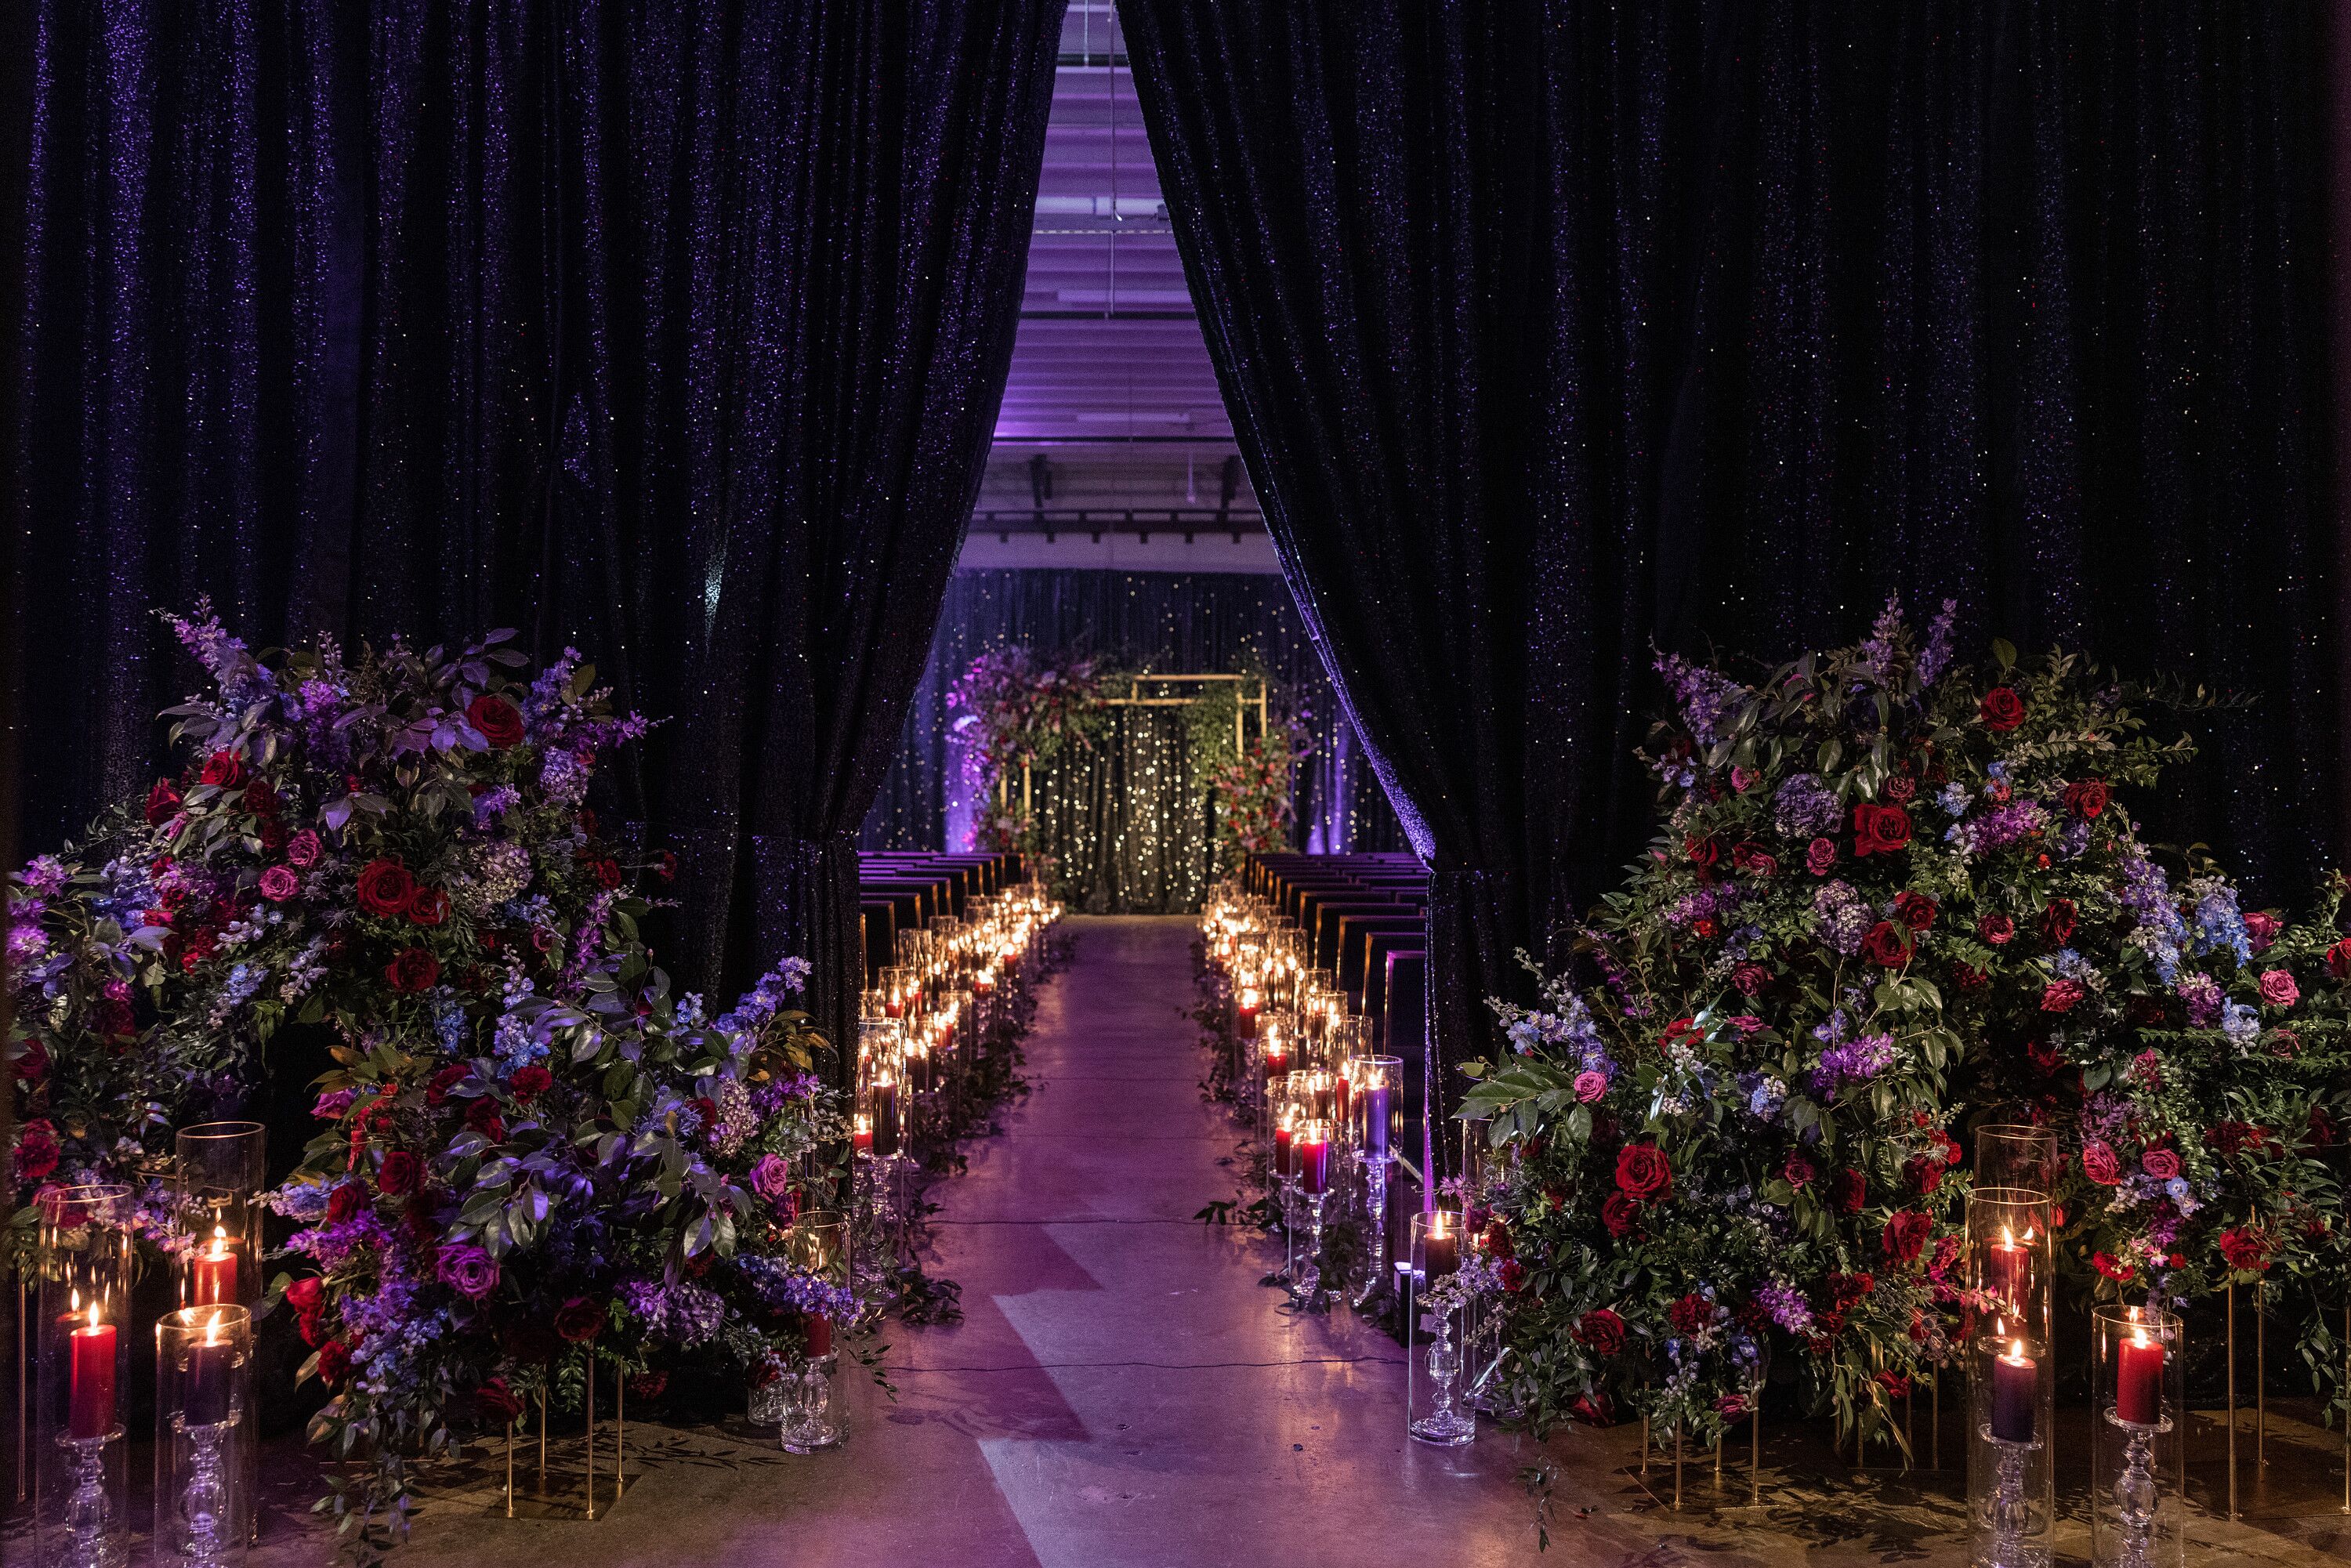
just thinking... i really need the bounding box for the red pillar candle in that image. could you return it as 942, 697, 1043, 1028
851, 1114, 875, 1156
1273, 1123, 1295, 1179
1333, 1072, 1352, 1129
1422, 1211, 1459, 1280
1985, 1229, 2031, 1308
1298, 1124, 1331, 1196
804, 1313, 833, 1360
2116, 1325, 2164, 1425
192, 1226, 238, 1306
1991, 1339, 2037, 1443
69, 1305, 117, 1440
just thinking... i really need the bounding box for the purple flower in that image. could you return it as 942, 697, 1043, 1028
311, 1088, 357, 1120
437, 1244, 499, 1301
1773, 774, 1842, 841
1654, 653, 1748, 747
2175, 973, 2221, 1027
1812, 1032, 1896, 1096
1756, 1279, 1813, 1332
1917, 599, 1958, 687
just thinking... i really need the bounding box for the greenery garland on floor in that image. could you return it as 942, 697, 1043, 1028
1465, 604, 2348, 1456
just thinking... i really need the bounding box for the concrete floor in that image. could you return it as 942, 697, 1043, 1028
221, 916, 2349, 1567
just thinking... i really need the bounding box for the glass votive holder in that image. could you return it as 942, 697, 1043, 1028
1967, 1187, 2053, 1568
154, 1305, 254, 1567
34, 1185, 137, 1568
878, 965, 910, 1017
1406, 1210, 1474, 1447
176, 1121, 267, 1310
2091, 1305, 2184, 1568
1975, 1123, 2060, 1196
1353, 1056, 1401, 1161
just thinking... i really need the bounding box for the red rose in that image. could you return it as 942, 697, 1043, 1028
1668, 1293, 1713, 1337
198, 749, 245, 788
1614, 1143, 1673, 1203
554, 1296, 606, 1343
509, 1065, 553, 1100
1730, 842, 1777, 877
2244, 911, 2280, 952
385, 947, 440, 994
1498, 1258, 1527, 1293
2081, 1140, 2121, 1185
356, 859, 417, 918
325, 1183, 366, 1223
1783, 1150, 1817, 1190
2217, 1225, 2273, 1273
1730, 962, 1772, 997
2040, 898, 2077, 947
2092, 1251, 2135, 1283
1683, 835, 1719, 868
144, 778, 183, 824
592, 858, 623, 891
1977, 911, 2015, 946
1600, 1192, 1642, 1238
1830, 1168, 1867, 1214
13, 1038, 49, 1082
465, 1100, 508, 1143
1979, 686, 2026, 730
377, 1150, 422, 1197
1862, 920, 1913, 968
316, 1340, 352, 1383
426, 1063, 470, 1106
1657, 1017, 1704, 1052
477, 1378, 523, 1424
1882, 1210, 1933, 1266
628, 1372, 670, 1400
1569, 1391, 1616, 1427
13, 1119, 61, 1181
2140, 1147, 2181, 1181
1573, 1309, 1627, 1356
1851, 802, 1912, 857
242, 776, 278, 815
2327, 937, 2351, 982
283, 1276, 324, 1313
1893, 891, 1936, 930
465, 694, 526, 748
2062, 779, 2109, 819
2040, 977, 2085, 1013
655, 850, 678, 882
405, 885, 451, 927
1806, 837, 1837, 875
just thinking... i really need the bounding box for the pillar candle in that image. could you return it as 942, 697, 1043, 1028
804, 1313, 833, 1360
871, 1081, 900, 1158
184, 1320, 234, 1427
1273, 1124, 1294, 1179
192, 1228, 238, 1306
1298, 1127, 1331, 1196
1991, 1342, 2037, 1443
1365, 1077, 1391, 1157
852, 1114, 874, 1156
1985, 1231, 2030, 1307
1422, 1213, 1459, 1280
69, 1309, 117, 1440
2116, 1328, 2164, 1425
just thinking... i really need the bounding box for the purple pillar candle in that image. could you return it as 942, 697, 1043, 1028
1364, 1078, 1390, 1157
184, 1324, 234, 1426
1991, 1342, 2037, 1443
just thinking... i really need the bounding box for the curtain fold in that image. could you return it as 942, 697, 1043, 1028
19, 0, 1068, 1059
1122, 0, 2337, 1172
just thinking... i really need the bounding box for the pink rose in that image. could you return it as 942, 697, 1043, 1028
259, 866, 301, 902
2244, 911, 2280, 952
749, 1153, 795, 1204
2141, 1147, 2181, 1181
1730, 766, 1756, 793
2040, 978, 2085, 1013
2081, 1140, 2121, 1186
1806, 837, 1837, 876
1572, 1070, 1607, 1103
285, 828, 321, 867
2257, 969, 2298, 1009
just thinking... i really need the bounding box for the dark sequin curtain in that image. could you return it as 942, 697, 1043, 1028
1122, 0, 2339, 1163
17, 0, 1068, 1056
860, 567, 1410, 878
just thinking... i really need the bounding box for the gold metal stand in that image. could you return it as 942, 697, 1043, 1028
1673, 1424, 1684, 1510
505, 1420, 516, 1518
584, 1362, 597, 1521
15, 1275, 26, 1504
2256, 1279, 2267, 1468
1639, 1413, 1650, 1475
1751, 1374, 1762, 1505
538, 1388, 549, 1495
2227, 1280, 2238, 1521
1930, 1367, 1940, 1471
614, 1372, 626, 1500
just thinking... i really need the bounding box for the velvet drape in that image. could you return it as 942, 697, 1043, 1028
18, 0, 1067, 1056
1122, 0, 2338, 1167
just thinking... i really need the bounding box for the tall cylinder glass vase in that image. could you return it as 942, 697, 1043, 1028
1973, 1124, 2060, 1197
2090, 1305, 2184, 1568
173, 1123, 266, 1311
781, 1211, 848, 1454
1966, 1187, 2053, 1568
33, 1186, 136, 1568
154, 1306, 253, 1568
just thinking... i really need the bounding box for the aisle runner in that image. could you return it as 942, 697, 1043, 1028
898, 917, 1549, 1568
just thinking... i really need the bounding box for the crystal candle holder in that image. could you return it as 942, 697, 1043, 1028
1967, 1187, 2053, 1568
1406, 1210, 1474, 1447
34, 1186, 136, 1568
781, 1211, 847, 1454
175, 1121, 267, 1310
155, 1306, 253, 1568
2091, 1305, 2183, 1568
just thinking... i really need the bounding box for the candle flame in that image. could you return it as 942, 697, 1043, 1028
2131, 1327, 2151, 1350
1430, 1211, 1447, 1240
204, 1311, 222, 1347
2000, 1225, 2014, 1246
2009, 1338, 2027, 1361
210, 1224, 229, 1258
89, 1301, 101, 1332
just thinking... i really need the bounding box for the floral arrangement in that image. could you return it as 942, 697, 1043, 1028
1209, 723, 1302, 862
1463, 603, 2347, 1451
7, 611, 857, 1558
947, 648, 1110, 854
